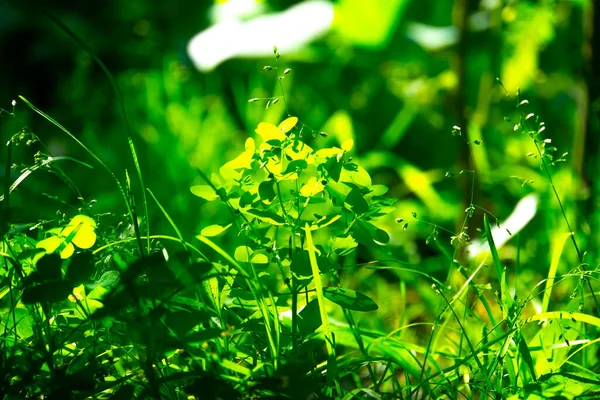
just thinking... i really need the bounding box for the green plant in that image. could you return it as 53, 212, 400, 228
2, 25, 600, 398
0, 84, 397, 398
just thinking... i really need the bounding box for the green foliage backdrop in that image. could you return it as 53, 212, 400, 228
1, 0, 600, 398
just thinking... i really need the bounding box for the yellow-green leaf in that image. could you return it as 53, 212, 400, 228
278, 116, 298, 134
340, 165, 372, 187
300, 177, 325, 197
234, 246, 253, 262
341, 139, 354, 152
200, 223, 232, 237
190, 185, 219, 201
61, 215, 97, 250
36, 236, 75, 259
256, 122, 286, 142
251, 253, 269, 264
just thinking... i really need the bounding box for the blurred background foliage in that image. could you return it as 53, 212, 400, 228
2, 0, 599, 331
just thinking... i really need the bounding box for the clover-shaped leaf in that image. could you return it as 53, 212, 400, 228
36, 215, 97, 259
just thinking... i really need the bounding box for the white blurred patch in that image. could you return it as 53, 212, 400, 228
466, 193, 539, 259
188, 0, 334, 71
406, 23, 458, 51
210, 0, 265, 23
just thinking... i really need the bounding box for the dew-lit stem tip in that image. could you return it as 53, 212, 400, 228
248, 98, 260, 103
284, 68, 292, 74
263, 65, 273, 71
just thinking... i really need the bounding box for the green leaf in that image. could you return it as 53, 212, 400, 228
291, 250, 311, 276
298, 299, 322, 335
7, 308, 34, 339
165, 309, 209, 336
323, 286, 378, 312
353, 220, 389, 247
234, 246, 253, 263
110, 385, 136, 400
22, 280, 73, 304
291, 250, 334, 276
525, 372, 600, 398
483, 214, 502, 282
200, 223, 232, 237
312, 214, 341, 230
251, 253, 269, 265
258, 180, 276, 203
30, 253, 62, 283
66, 251, 95, 286
246, 208, 286, 225
282, 159, 308, 175
239, 190, 255, 208
190, 185, 219, 201
344, 188, 369, 214
18, 248, 46, 262
323, 157, 342, 182
185, 328, 224, 343
327, 235, 358, 256
517, 334, 537, 382
145, 253, 176, 285
92, 270, 119, 289
368, 184, 389, 196
340, 164, 372, 187
484, 214, 509, 315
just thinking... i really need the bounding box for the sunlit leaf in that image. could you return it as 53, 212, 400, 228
57, 215, 97, 250
300, 177, 325, 197
340, 164, 372, 187
278, 116, 298, 134
36, 236, 75, 259
323, 286, 378, 312
200, 223, 232, 237
327, 235, 358, 256
341, 139, 354, 152
190, 185, 219, 201
256, 122, 286, 142
246, 208, 286, 225
306, 214, 341, 231
234, 246, 253, 263
251, 253, 269, 264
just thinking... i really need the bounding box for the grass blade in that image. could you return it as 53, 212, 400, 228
41, 10, 150, 256
541, 233, 571, 314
